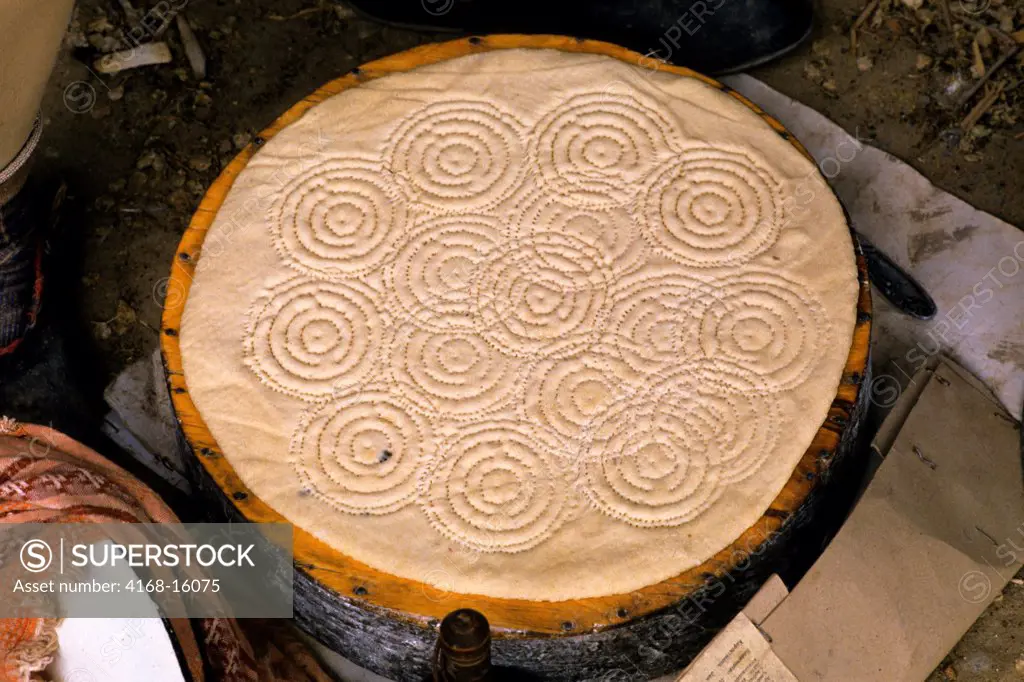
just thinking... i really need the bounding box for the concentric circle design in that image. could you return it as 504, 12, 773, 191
532, 91, 679, 208
473, 232, 614, 358
270, 158, 409, 278
581, 363, 777, 527
650, 364, 779, 485
515, 192, 647, 275
640, 147, 783, 267
291, 389, 431, 514
419, 421, 570, 552
524, 351, 645, 443
696, 271, 827, 390
607, 271, 720, 373
244, 278, 382, 400
390, 326, 524, 419
197, 68, 856, 591
386, 100, 527, 213
385, 214, 507, 331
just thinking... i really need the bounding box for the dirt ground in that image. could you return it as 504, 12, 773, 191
2, 0, 1022, 679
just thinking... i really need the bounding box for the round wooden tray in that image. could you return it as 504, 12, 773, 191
161, 34, 872, 682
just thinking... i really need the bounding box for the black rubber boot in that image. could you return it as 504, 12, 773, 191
342, 0, 814, 74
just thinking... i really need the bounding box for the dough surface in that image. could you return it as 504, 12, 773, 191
180, 49, 858, 600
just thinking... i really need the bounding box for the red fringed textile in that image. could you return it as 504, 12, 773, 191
0, 420, 335, 682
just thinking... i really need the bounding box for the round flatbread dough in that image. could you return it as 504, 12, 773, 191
180, 49, 858, 600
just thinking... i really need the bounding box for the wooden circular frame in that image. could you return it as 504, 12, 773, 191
161, 35, 871, 642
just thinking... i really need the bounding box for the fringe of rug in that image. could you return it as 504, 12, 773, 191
2, 618, 61, 682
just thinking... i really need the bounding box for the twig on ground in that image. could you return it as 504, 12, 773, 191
961, 82, 1006, 130
938, 0, 954, 32
268, 7, 328, 21
956, 14, 1019, 48
957, 44, 1021, 109
116, 0, 141, 26
176, 14, 207, 79
850, 0, 880, 51
94, 42, 172, 74
971, 39, 987, 78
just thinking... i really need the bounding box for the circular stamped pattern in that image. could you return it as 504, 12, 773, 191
583, 411, 720, 528
696, 270, 828, 390
291, 389, 431, 514
606, 269, 720, 373
386, 100, 527, 213
244, 277, 383, 400
514, 191, 648, 276
385, 214, 508, 331
531, 91, 679, 208
473, 232, 614, 358
419, 420, 571, 552
270, 157, 409, 278
639, 146, 784, 267
390, 325, 525, 420
650, 364, 779, 485
524, 350, 645, 443
581, 362, 777, 527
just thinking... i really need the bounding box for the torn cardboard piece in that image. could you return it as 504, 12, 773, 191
678, 613, 797, 682
680, 356, 1023, 682
678, 575, 796, 682
741, 574, 788, 626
